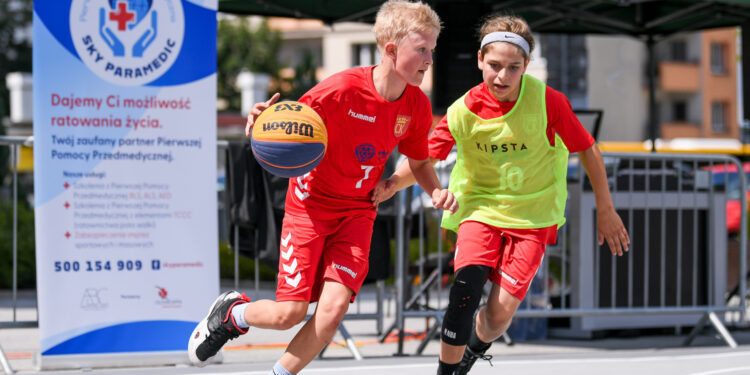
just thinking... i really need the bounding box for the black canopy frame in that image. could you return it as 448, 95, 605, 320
219, 0, 750, 148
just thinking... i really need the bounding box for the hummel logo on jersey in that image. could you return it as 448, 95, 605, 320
348, 109, 376, 123
333, 263, 357, 279
282, 259, 298, 274
500, 270, 518, 285
285, 272, 301, 287
294, 174, 310, 201
281, 245, 294, 261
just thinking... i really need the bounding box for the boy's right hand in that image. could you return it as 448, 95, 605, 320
372, 178, 398, 207
245, 92, 281, 137
431, 188, 458, 214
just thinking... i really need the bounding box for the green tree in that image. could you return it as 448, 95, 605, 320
217, 18, 283, 111
0, 200, 36, 289
284, 49, 319, 101
0, 0, 32, 120
0, 0, 32, 184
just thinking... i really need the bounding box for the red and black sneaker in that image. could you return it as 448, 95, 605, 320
188, 291, 250, 367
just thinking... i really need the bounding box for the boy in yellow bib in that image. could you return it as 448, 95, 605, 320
373, 14, 630, 375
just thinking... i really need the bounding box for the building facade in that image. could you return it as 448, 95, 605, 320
657, 28, 739, 141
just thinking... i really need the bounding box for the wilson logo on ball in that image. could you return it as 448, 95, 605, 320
251, 101, 328, 178
261, 121, 315, 138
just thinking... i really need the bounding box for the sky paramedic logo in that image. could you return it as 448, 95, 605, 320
70, 0, 184, 86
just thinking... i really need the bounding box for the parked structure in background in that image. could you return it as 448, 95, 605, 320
3, 72, 32, 173
3, 73, 31, 137
657, 28, 739, 141
542, 28, 741, 147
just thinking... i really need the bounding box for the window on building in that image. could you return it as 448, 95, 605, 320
672, 101, 687, 122
711, 101, 727, 133
710, 43, 727, 75
352, 43, 379, 67
670, 40, 687, 62
539, 34, 587, 104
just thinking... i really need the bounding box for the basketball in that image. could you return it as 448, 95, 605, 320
251, 101, 328, 178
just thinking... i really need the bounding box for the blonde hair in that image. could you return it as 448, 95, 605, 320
478, 14, 534, 59
373, 0, 442, 48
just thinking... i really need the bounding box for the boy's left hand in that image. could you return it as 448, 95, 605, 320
598, 208, 630, 256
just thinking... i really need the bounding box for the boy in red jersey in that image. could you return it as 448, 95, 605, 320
373, 14, 630, 375
187, 1, 457, 374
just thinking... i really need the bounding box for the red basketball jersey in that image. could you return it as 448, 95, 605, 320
285, 66, 433, 220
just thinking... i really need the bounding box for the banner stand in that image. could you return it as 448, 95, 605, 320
0, 344, 13, 374
37, 350, 224, 371
33, 0, 219, 369
37, 351, 187, 371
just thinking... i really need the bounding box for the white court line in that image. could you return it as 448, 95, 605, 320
195, 363, 433, 375
193, 350, 750, 375
688, 367, 750, 375
463, 350, 750, 365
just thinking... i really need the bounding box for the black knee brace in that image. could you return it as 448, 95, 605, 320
441, 265, 491, 346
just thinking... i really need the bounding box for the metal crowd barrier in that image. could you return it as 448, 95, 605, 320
0, 135, 34, 374
552, 152, 747, 345
0, 136, 35, 327
393, 151, 748, 353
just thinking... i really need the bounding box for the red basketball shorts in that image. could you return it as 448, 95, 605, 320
453, 220, 546, 300
275, 212, 374, 302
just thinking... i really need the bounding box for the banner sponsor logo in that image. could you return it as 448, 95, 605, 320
80, 288, 109, 310
154, 285, 182, 308
70, 0, 185, 85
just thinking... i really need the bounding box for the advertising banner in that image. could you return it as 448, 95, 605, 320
32, 0, 218, 368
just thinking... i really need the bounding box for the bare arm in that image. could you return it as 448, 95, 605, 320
372, 156, 457, 214
578, 143, 630, 255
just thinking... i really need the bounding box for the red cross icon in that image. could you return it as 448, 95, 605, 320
109, 2, 135, 31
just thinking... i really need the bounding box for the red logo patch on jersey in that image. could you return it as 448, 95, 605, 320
394, 115, 411, 137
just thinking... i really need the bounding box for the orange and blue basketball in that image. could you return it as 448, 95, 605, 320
250, 101, 328, 178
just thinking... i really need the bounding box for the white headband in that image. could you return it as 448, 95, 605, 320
480, 31, 530, 56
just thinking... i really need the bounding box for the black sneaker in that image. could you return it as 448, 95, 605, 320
188, 291, 251, 367
453, 344, 493, 375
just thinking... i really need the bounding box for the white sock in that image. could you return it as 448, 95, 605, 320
269, 360, 294, 375
230, 302, 250, 328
